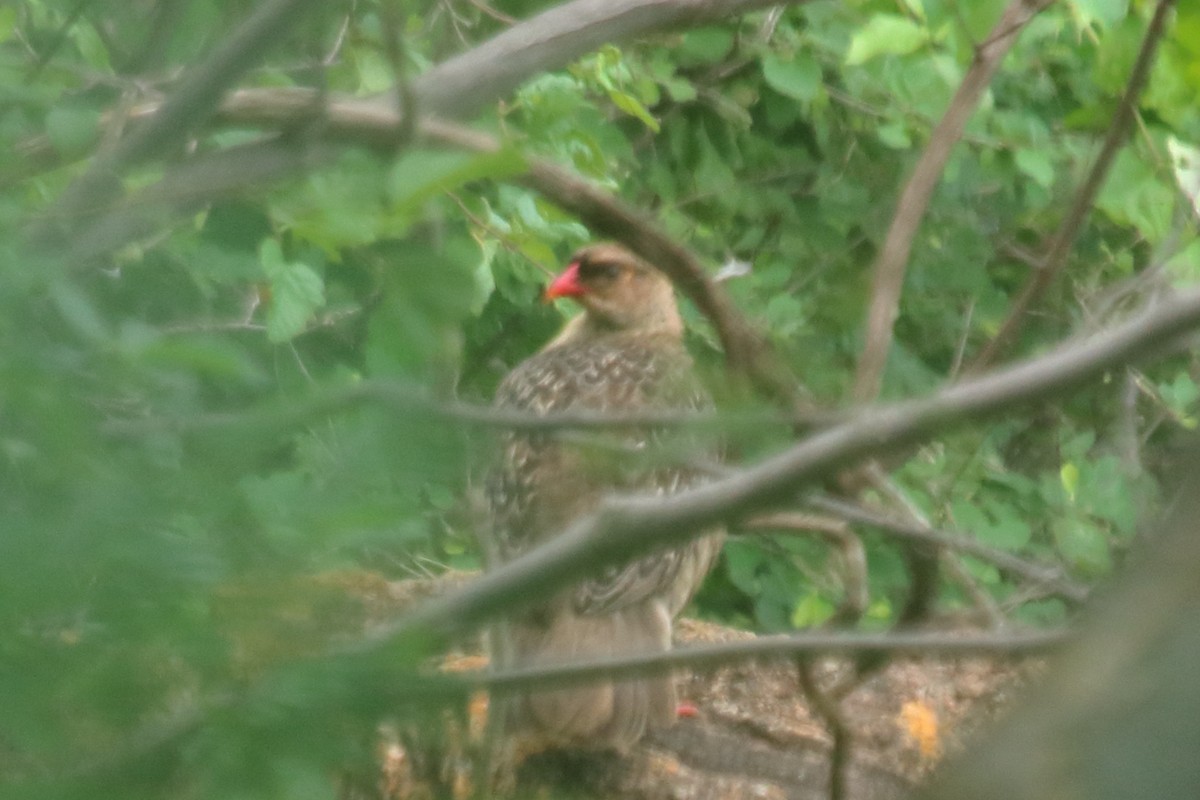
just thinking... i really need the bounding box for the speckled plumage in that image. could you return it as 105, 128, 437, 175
485, 244, 723, 750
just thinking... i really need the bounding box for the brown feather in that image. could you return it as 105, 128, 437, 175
486, 244, 723, 750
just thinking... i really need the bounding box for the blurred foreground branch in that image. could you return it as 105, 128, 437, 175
920, 448, 1200, 800
379, 288, 1200, 650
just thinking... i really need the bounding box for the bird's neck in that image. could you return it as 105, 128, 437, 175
541, 311, 682, 353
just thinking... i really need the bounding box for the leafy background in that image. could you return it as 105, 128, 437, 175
1, 0, 1198, 796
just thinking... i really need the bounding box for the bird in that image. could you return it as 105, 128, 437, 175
485, 242, 723, 750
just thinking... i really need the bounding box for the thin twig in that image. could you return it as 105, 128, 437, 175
100, 380, 831, 439
798, 662, 851, 800
852, 0, 1052, 402
446, 191, 557, 276
861, 464, 942, 628
323, 4, 355, 66
53, 286, 1200, 786
380, 0, 418, 149
31, 0, 326, 248
743, 512, 869, 624
478, 628, 1066, 691
43, 625, 1065, 788
810, 495, 1088, 604
970, 0, 1179, 370
404, 0, 813, 120
371, 288, 1200, 656
463, 0, 516, 24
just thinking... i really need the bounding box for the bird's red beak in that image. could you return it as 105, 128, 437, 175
543, 261, 586, 302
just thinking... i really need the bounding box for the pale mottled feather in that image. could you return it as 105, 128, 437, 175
485, 244, 723, 750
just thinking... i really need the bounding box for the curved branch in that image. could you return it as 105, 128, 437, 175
809, 495, 1089, 604
24, 0, 808, 401
100, 377, 833, 441
32, 0, 326, 244
852, 0, 1054, 402
64, 94, 800, 401
478, 628, 1065, 693
798, 661, 853, 800
377, 288, 1200, 652
404, 0, 810, 121
14, 0, 811, 181
523, 143, 795, 399
419, 119, 794, 398
970, 0, 1179, 370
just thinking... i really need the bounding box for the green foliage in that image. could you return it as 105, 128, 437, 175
1, 0, 1199, 796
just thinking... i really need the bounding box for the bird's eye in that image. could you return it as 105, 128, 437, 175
578, 260, 621, 281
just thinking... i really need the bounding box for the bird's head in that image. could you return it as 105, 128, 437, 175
543, 243, 682, 337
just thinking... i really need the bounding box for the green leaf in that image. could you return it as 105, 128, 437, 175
761, 53, 822, 103
388, 148, 528, 214
0, 7, 16, 43
1160, 372, 1200, 414
722, 539, 764, 596
877, 121, 912, 149
354, 49, 394, 94
678, 27, 735, 66
1060, 462, 1080, 503
470, 238, 498, 315
1168, 137, 1200, 219
607, 88, 660, 131
951, 499, 1031, 552
1015, 147, 1054, 188
260, 239, 325, 343
69, 19, 111, 70
50, 277, 109, 342
45, 106, 100, 157
1015, 598, 1068, 625
1053, 517, 1112, 576
272, 153, 395, 253
866, 600, 893, 621
363, 238, 477, 378
1165, 240, 1200, 286
1091, 15, 1144, 94
898, 0, 926, 21
954, 0, 1008, 40
845, 15, 928, 65
1074, 455, 1139, 534
791, 591, 835, 628
764, 293, 808, 339
240, 470, 306, 543
661, 77, 697, 102
1096, 150, 1175, 240
1070, 0, 1130, 29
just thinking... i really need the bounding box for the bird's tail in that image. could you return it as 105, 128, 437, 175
503, 600, 674, 750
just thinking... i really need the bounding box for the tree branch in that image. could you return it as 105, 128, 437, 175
403, 0, 811, 121
809, 496, 1089, 604
63, 97, 800, 402
21, 0, 808, 402
798, 661, 852, 800
99, 378, 832, 441
31, 0, 326, 247
372, 288, 1200, 654
743, 511, 870, 625
416, 118, 796, 399
852, 0, 1054, 402
921, 449, 1200, 800
478, 629, 1065, 692
969, 0, 1179, 370
46, 624, 1063, 788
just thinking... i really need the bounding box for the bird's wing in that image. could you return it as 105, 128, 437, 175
487, 337, 715, 611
